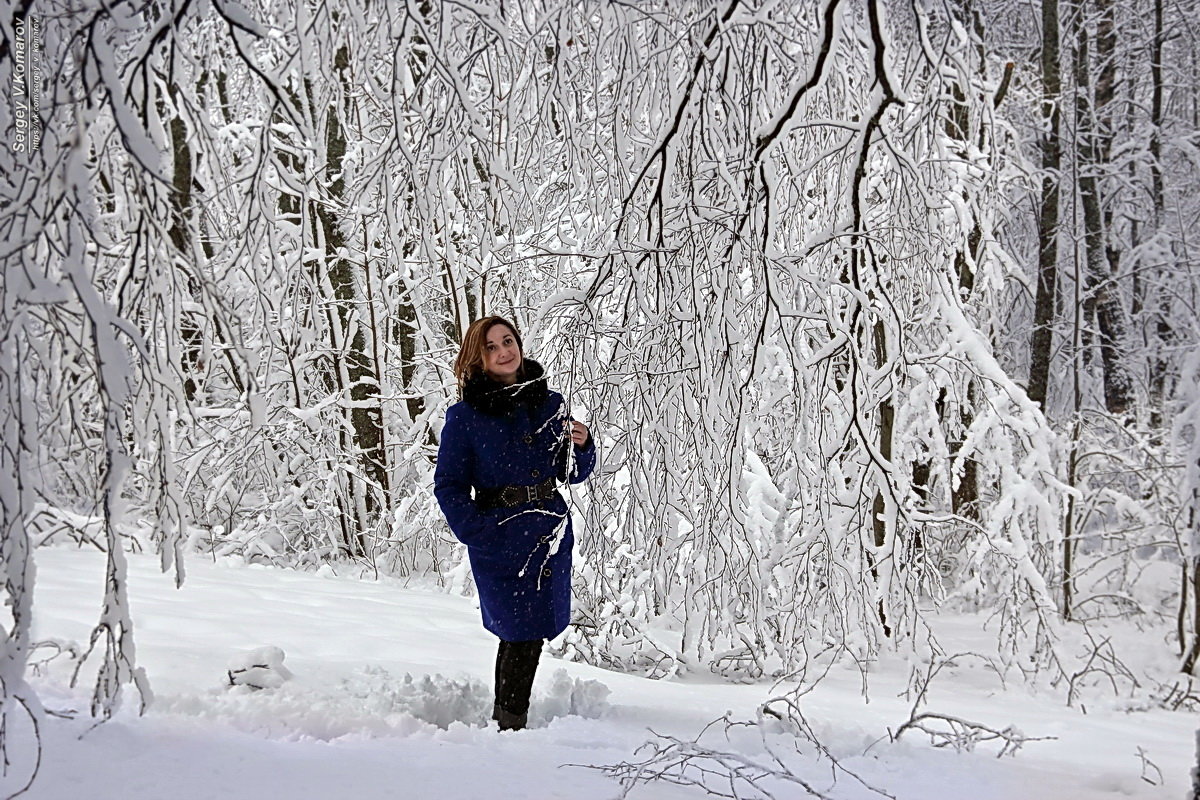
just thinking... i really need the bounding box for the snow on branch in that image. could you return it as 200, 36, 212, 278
892, 712, 1056, 758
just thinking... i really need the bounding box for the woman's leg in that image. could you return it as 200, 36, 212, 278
492, 639, 509, 721
503, 639, 543, 715
493, 638, 543, 730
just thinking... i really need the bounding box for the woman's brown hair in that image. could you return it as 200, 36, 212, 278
454, 316, 524, 389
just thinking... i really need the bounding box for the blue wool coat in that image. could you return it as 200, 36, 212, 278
434, 368, 596, 642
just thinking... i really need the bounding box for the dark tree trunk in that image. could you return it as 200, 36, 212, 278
856, 0, 901, 639
164, 86, 204, 403
395, 265, 425, 426
1182, 554, 1200, 675
1028, 0, 1063, 409
950, 383, 981, 521
1147, 0, 1173, 429
932, 0, 986, 522
1074, 0, 1132, 416
320, 46, 389, 548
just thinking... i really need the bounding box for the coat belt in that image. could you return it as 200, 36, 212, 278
476, 478, 560, 510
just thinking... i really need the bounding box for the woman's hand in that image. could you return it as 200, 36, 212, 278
568, 420, 589, 447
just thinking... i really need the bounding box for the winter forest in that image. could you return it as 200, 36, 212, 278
1, 0, 1199, 797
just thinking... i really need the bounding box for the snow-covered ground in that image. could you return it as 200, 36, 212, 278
16, 547, 1194, 799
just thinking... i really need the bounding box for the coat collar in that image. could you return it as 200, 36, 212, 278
463, 358, 549, 416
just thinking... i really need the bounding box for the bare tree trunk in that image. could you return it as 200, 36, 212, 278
858, 0, 901, 638
936, 0, 987, 522
163, 87, 205, 403
1182, 558, 1200, 673
1147, 0, 1172, 430
321, 46, 388, 548
1073, 0, 1132, 415
1028, 0, 1063, 409
1182, 551, 1200, 674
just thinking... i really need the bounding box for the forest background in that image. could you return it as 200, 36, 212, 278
1, 0, 1198, 787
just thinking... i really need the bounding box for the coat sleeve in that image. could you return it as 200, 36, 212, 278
434, 405, 488, 547
567, 420, 597, 484
549, 392, 597, 484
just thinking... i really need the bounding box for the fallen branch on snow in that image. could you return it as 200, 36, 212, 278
576, 706, 894, 800
584, 727, 837, 800
892, 712, 1056, 758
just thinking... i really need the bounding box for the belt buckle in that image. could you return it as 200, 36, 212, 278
524, 485, 536, 503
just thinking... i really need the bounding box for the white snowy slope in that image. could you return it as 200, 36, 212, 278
19, 547, 1194, 800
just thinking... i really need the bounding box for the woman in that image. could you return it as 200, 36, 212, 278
434, 316, 596, 731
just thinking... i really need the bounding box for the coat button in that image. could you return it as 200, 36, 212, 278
531, 469, 540, 478
542, 568, 552, 578
523, 435, 533, 444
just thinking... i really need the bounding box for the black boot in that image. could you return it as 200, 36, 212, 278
494, 704, 528, 731
492, 640, 508, 722
493, 638, 543, 731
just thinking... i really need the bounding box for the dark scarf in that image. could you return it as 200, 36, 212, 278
463, 358, 549, 417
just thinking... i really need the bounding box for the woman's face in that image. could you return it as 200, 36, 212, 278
483, 324, 522, 384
